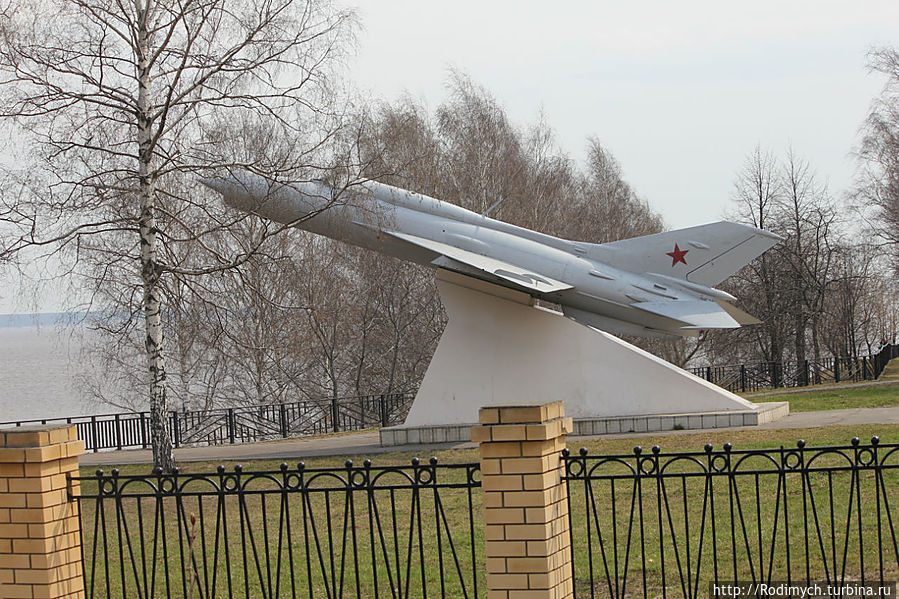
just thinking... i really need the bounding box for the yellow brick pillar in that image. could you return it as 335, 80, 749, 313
0, 425, 86, 599
471, 402, 574, 599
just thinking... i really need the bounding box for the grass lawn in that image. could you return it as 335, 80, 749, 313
749, 381, 899, 412
74, 423, 899, 598
564, 424, 899, 597
82, 421, 899, 476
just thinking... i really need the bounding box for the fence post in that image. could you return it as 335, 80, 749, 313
139, 413, 148, 449
862, 356, 869, 380
834, 357, 840, 383
471, 401, 574, 599
89, 416, 98, 454
740, 364, 747, 393
803, 360, 810, 387
380, 395, 388, 428
227, 408, 236, 444
279, 403, 288, 438
171, 411, 181, 448
114, 414, 122, 451
0, 425, 86, 599
331, 396, 339, 433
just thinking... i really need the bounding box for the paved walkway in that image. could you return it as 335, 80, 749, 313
78, 430, 472, 466
78, 405, 899, 467
743, 379, 898, 398
756, 405, 899, 428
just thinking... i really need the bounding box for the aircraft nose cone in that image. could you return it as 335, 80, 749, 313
199, 177, 227, 194
201, 174, 268, 212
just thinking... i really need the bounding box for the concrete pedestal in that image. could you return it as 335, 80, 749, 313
379, 401, 790, 445
385, 271, 775, 445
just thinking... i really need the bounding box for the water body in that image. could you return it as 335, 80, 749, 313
0, 315, 107, 422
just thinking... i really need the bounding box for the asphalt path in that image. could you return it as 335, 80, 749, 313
78, 404, 899, 467
743, 379, 898, 397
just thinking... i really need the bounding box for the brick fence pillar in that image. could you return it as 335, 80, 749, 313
0, 425, 85, 599
471, 402, 574, 599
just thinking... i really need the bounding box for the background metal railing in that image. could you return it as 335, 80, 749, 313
72, 457, 484, 599
2, 393, 413, 452
690, 344, 898, 393
563, 438, 899, 599
5, 343, 897, 453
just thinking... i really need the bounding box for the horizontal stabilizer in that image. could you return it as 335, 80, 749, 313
383, 230, 572, 293
563, 305, 689, 338
718, 301, 761, 325
633, 300, 742, 329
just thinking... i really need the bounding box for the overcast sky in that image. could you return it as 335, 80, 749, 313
346, 0, 898, 229
2, 1, 897, 314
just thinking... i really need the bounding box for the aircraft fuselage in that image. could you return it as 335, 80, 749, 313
207, 175, 778, 338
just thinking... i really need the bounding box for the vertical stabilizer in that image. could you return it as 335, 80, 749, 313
586, 222, 781, 286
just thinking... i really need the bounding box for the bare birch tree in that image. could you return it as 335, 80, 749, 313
858, 46, 899, 269
727, 147, 793, 365
0, 0, 354, 469
778, 150, 837, 367
577, 139, 663, 242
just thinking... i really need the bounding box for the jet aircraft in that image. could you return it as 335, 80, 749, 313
204, 174, 781, 338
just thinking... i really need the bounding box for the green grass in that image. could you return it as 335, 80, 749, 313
76, 424, 899, 598
84, 423, 899, 477
879, 358, 899, 381
77, 456, 484, 598
565, 425, 899, 596
750, 381, 899, 412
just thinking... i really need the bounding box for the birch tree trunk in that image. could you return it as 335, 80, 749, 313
0, 0, 353, 470
136, 2, 175, 471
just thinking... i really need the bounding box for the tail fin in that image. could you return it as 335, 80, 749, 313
586, 222, 781, 287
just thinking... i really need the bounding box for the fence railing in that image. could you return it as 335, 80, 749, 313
71, 457, 483, 599
690, 343, 899, 393
67, 437, 899, 599
1, 393, 413, 452
5, 343, 897, 453
562, 438, 899, 599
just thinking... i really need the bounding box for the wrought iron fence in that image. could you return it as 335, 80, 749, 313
690, 343, 899, 393
5, 344, 896, 453
1, 393, 413, 452
63, 436, 899, 597
71, 457, 483, 599
563, 437, 899, 599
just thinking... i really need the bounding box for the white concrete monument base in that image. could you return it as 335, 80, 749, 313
380, 270, 783, 446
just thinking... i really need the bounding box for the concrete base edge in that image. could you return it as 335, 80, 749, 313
379, 401, 790, 446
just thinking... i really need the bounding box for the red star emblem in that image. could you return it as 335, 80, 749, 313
667, 243, 688, 267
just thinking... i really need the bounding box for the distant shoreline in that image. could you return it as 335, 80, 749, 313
0, 312, 94, 328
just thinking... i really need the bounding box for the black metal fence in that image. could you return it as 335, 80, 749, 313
690, 344, 899, 393
563, 438, 899, 598
5, 344, 897, 453
67, 437, 899, 598
71, 458, 483, 599
2, 393, 413, 453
